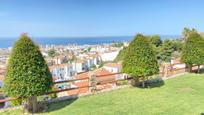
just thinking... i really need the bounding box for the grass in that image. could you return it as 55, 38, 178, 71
2, 73, 204, 115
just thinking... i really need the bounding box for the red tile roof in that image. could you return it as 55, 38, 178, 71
75, 72, 89, 79
75, 68, 116, 83
75, 68, 115, 79
104, 63, 121, 68
70, 68, 117, 95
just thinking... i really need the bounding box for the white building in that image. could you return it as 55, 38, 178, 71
100, 50, 119, 62
103, 63, 121, 73
103, 63, 128, 80
50, 64, 75, 81
72, 60, 88, 73
90, 46, 109, 53
53, 55, 68, 65
75, 53, 102, 71
41, 51, 48, 57
86, 54, 101, 68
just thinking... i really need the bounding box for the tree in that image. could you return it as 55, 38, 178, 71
182, 27, 197, 41
196, 38, 204, 73
155, 39, 183, 63
172, 39, 183, 52
112, 42, 124, 48
159, 39, 174, 62
48, 49, 56, 58
122, 34, 159, 87
98, 61, 104, 68
148, 35, 162, 62
182, 27, 191, 40
181, 32, 204, 73
87, 47, 91, 52
149, 35, 162, 47
4, 34, 53, 113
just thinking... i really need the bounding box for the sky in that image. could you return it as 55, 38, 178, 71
0, 0, 204, 38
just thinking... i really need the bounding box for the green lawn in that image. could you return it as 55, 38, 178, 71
2, 73, 204, 115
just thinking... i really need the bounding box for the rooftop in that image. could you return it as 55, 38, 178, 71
104, 63, 121, 68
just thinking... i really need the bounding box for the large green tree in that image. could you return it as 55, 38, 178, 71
172, 39, 183, 52
155, 39, 183, 63
149, 35, 162, 47
158, 39, 174, 62
122, 34, 159, 87
181, 31, 204, 73
182, 27, 197, 41
4, 34, 53, 113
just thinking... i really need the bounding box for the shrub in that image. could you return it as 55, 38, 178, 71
122, 34, 159, 87
4, 34, 53, 113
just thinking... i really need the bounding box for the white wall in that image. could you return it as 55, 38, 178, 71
104, 66, 119, 73
72, 62, 83, 73
100, 51, 119, 62
51, 65, 74, 81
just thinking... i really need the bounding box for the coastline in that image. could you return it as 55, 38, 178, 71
0, 35, 180, 48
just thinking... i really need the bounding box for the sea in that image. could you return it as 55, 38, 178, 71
0, 35, 180, 48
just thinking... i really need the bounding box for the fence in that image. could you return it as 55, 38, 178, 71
0, 63, 203, 106
0, 72, 128, 104
159, 63, 203, 77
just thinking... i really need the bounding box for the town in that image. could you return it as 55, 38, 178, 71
0, 35, 191, 99
0, 42, 129, 97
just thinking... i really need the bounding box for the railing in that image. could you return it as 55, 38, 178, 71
0, 64, 203, 104
0, 72, 126, 104
160, 63, 203, 77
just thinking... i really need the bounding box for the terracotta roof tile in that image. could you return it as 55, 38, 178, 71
75, 68, 116, 81
104, 63, 121, 68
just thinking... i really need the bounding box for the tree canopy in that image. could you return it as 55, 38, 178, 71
158, 39, 174, 62
149, 35, 162, 47
122, 34, 159, 87
112, 42, 124, 48
181, 31, 204, 72
4, 34, 53, 98
182, 27, 197, 41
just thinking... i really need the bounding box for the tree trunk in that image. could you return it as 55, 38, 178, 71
26, 97, 33, 113
130, 79, 136, 86
142, 81, 145, 88
26, 96, 38, 113
164, 64, 169, 78
187, 64, 192, 72
32, 96, 38, 113
198, 65, 200, 74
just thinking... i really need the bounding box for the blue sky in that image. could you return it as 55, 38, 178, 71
0, 0, 204, 38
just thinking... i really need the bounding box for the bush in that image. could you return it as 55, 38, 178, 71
122, 34, 159, 87
181, 31, 204, 72
11, 98, 25, 106
4, 34, 53, 112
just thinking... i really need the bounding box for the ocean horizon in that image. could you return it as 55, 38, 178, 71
0, 35, 180, 48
